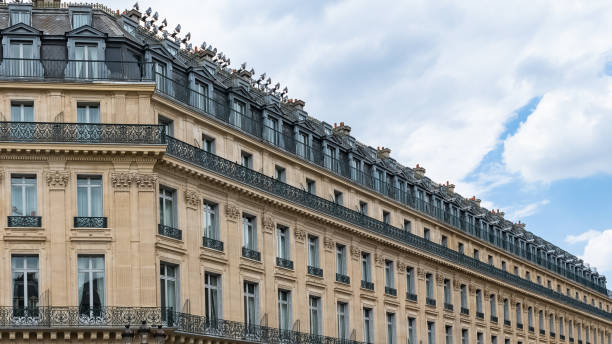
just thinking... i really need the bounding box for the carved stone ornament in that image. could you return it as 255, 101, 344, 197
469, 284, 477, 296
374, 254, 385, 267
497, 294, 504, 303
397, 261, 406, 273
417, 267, 426, 279
46, 170, 70, 189
134, 173, 157, 190
225, 203, 240, 220
323, 237, 334, 250
262, 215, 274, 233
0, 168, 5, 182
184, 189, 200, 209
294, 228, 306, 242
111, 172, 133, 189
350, 246, 360, 260
453, 279, 461, 291
435, 273, 445, 286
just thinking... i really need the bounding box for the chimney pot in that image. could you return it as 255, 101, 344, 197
447, 183, 455, 194
377, 146, 391, 159
333, 123, 351, 137
414, 164, 426, 178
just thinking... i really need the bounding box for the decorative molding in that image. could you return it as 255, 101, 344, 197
110, 172, 133, 189
397, 261, 406, 273
134, 173, 157, 190
225, 203, 240, 221
453, 279, 461, 291
497, 294, 505, 303
262, 215, 274, 233
294, 228, 306, 243
45, 170, 70, 189
417, 267, 426, 279
54, 112, 64, 122
436, 273, 445, 286
184, 189, 200, 209
0, 168, 4, 182
323, 237, 334, 251
469, 284, 477, 296
350, 246, 360, 260
374, 253, 385, 267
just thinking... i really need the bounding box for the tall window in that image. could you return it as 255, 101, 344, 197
539, 311, 544, 332
308, 235, 320, 268
363, 307, 373, 344
337, 302, 349, 339
408, 317, 416, 344
306, 179, 316, 194
275, 165, 286, 182
77, 176, 103, 217
461, 329, 468, 344
490, 294, 497, 318
477, 332, 483, 344
559, 317, 564, 336
278, 289, 291, 331
457, 243, 464, 254
441, 235, 448, 248
12, 255, 39, 315
383, 211, 391, 224
427, 321, 436, 344
231, 100, 246, 129
406, 266, 415, 296
361, 252, 371, 283
242, 214, 257, 251
194, 82, 208, 111
203, 201, 218, 240
204, 273, 221, 321
241, 151, 253, 169
160, 262, 179, 320
8, 42, 34, 76
72, 12, 91, 28
11, 175, 37, 216
336, 244, 347, 276
473, 249, 479, 260
11, 102, 34, 121
154, 61, 168, 93
385, 260, 394, 289
77, 255, 104, 315
445, 325, 453, 344
309, 296, 321, 336
503, 299, 509, 322
77, 104, 100, 123
277, 226, 290, 260
476, 290, 483, 314
549, 314, 555, 334
426, 273, 434, 300
75, 44, 98, 78
334, 190, 343, 205
404, 219, 412, 232
244, 282, 258, 326
202, 135, 215, 153
158, 115, 173, 137
296, 131, 309, 158
516, 303, 522, 325
444, 279, 452, 305
159, 186, 176, 227
360, 201, 368, 215
424, 228, 431, 240
264, 116, 281, 145
460, 285, 467, 310
386, 312, 396, 344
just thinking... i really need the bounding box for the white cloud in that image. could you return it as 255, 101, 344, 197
564, 229, 612, 275
505, 199, 550, 221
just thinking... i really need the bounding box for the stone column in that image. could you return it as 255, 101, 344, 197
223, 201, 241, 322
134, 173, 158, 307
46, 168, 70, 306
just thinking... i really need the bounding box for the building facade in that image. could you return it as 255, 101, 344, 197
0, 1, 610, 343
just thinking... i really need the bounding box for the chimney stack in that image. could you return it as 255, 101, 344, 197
376, 146, 391, 159
292, 99, 305, 111
470, 196, 481, 206
333, 121, 352, 137
445, 181, 455, 194
414, 164, 426, 179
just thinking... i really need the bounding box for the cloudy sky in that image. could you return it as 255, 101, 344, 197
110, 0, 612, 278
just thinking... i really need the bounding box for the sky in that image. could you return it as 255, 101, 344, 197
109, 0, 612, 281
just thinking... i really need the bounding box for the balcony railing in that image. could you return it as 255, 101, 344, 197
361, 280, 374, 291
406, 293, 417, 302
0, 122, 165, 145
307, 266, 323, 277
517, 323, 523, 329
540, 329, 546, 335
476, 312, 484, 319
242, 247, 261, 261
490, 315, 498, 323
158, 224, 182, 240
444, 303, 454, 311
202, 237, 224, 251
164, 136, 612, 321
7, 215, 42, 227
426, 298, 436, 306
0, 306, 364, 344
504, 319, 511, 326
529, 326, 534, 332
276, 257, 294, 270
460, 307, 469, 315
74, 216, 107, 228
385, 287, 397, 296
336, 273, 350, 285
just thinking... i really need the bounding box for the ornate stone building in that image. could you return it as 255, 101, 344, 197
0, 1, 610, 343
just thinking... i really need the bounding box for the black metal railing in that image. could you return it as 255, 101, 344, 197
202, 237, 224, 251
276, 257, 294, 270
307, 266, 323, 277
517, 323, 523, 329
551, 332, 556, 338
540, 329, 546, 335
336, 273, 350, 285
0, 122, 165, 145
242, 247, 261, 261
157, 224, 182, 240
0, 306, 364, 344
385, 287, 397, 296
504, 319, 511, 326
361, 280, 374, 291
460, 307, 469, 315
426, 298, 436, 306
74, 216, 107, 228
163, 136, 612, 320
491, 315, 498, 323
406, 293, 417, 302
561, 334, 565, 340
529, 326, 534, 332
7, 216, 41, 227
476, 312, 484, 319
444, 303, 454, 311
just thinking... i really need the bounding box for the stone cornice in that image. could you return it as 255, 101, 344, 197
0, 80, 156, 93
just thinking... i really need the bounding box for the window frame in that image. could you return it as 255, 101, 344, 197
76, 175, 103, 217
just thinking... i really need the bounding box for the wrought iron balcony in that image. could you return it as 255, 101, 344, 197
0, 122, 165, 145
307, 266, 323, 277
578, 340, 583, 344
163, 136, 612, 321
361, 280, 374, 291
504, 319, 511, 326
276, 257, 294, 270
570, 337, 574, 343
529, 326, 534, 332
74, 216, 107, 228
202, 236, 224, 251
444, 303, 454, 311
517, 323, 523, 329
385, 286, 397, 296
540, 329, 546, 335
0, 306, 365, 344
158, 224, 182, 240
476, 311, 484, 319
460, 307, 469, 315
560, 334, 566, 340
7, 216, 41, 227
426, 298, 436, 307
336, 273, 350, 284
490, 315, 498, 323
550, 332, 555, 338
242, 247, 261, 261
406, 293, 418, 302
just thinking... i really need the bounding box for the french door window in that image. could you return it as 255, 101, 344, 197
77, 255, 105, 316
12, 255, 39, 316
11, 175, 37, 216
77, 176, 103, 217
75, 44, 98, 79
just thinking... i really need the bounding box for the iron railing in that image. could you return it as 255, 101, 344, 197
7, 216, 41, 227
163, 136, 612, 320
0, 122, 165, 145
385, 287, 397, 296
276, 257, 294, 270
335, 274, 350, 285
426, 298, 436, 307
74, 217, 107, 228
461, 307, 469, 315
202, 237, 224, 251
158, 224, 182, 240
0, 306, 363, 344
307, 266, 323, 277
406, 293, 417, 302
361, 280, 374, 291
242, 247, 261, 261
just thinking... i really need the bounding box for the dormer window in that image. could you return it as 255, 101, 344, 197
72, 12, 92, 29
10, 9, 31, 26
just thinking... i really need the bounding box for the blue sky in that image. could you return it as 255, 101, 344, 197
112, 0, 612, 279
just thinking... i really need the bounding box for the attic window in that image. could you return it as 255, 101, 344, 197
72, 12, 92, 29
9, 8, 31, 26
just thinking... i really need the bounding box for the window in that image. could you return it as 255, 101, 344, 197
277, 226, 290, 260
11, 102, 34, 121
491, 336, 497, 344
241, 151, 253, 169
77, 255, 105, 316
203, 201, 218, 240
77, 176, 103, 217
460, 285, 467, 310
445, 325, 453, 344
528, 307, 533, 328
159, 186, 176, 227
547, 280, 551, 289
154, 60, 168, 92
308, 235, 320, 268
406, 266, 415, 296
75, 44, 99, 78
72, 12, 91, 28
204, 273, 221, 320
275, 165, 286, 182
336, 244, 347, 276
488, 255, 493, 265
538, 311, 544, 332
231, 100, 246, 128
549, 314, 554, 334
11, 175, 37, 216
427, 321, 436, 344
160, 262, 179, 321
309, 295, 321, 336
514, 266, 519, 275
337, 302, 349, 339
386, 312, 396, 344
490, 294, 497, 318
404, 219, 412, 232
244, 282, 259, 326
306, 179, 316, 194
477, 332, 483, 344
363, 307, 373, 343
8, 42, 34, 76
441, 235, 448, 248
194, 82, 209, 111
501, 261, 507, 271
537, 276, 541, 284
383, 211, 391, 224
385, 260, 394, 288
77, 104, 100, 123
12, 255, 39, 315
461, 329, 468, 344
158, 115, 173, 137
475, 290, 483, 314
359, 201, 368, 215
444, 279, 452, 305
560, 317, 564, 336
202, 135, 215, 153
278, 289, 292, 331
426, 273, 434, 300
457, 242, 464, 254
361, 252, 372, 283
473, 249, 479, 260
264, 116, 281, 145
408, 317, 417, 344
525, 271, 530, 281
334, 190, 343, 205
424, 228, 431, 240
503, 299, 509, 322
242, 214, 257, 251
10, 8, 31, 25
296, 131, 309, 158
516, 303, 522, 325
